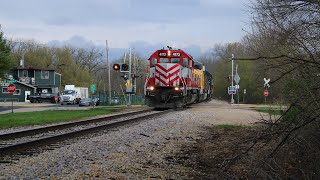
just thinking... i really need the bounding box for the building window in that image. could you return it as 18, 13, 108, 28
41, 70, 49, 79
2, 87, 9, 93
14, 89, 21, 95
22, 70, 28, 77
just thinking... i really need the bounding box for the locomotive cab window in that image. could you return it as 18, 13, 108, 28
183, 58, 188, 67
194, 62, 203, 70
151, 57, 157, 67
170, 58, 180, 63
160, 58, 169, 63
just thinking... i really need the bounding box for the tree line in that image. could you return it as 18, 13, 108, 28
0, 35, 147, 95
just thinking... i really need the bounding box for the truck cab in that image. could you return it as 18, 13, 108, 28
60, 89, 77, 104
60, 85, 89, 105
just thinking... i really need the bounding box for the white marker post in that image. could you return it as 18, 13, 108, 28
231, 54, 235, 104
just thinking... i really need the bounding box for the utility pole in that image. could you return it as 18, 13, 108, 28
128, 48, 132, 107
106, 40, 111, 105
133, 52, 137, 93
231, 54, 235, 104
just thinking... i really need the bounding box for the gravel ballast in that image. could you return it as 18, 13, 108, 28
0, 100, 263, 179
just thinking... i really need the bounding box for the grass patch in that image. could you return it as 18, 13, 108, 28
216, 124, 251, 129
0, 107, 114, 128
257, 109, 285, 115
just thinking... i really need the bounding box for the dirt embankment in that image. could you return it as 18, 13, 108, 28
167, 100, 319, 179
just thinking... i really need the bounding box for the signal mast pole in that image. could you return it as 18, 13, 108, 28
128, 48, 132, 107
106, 40, 111, 105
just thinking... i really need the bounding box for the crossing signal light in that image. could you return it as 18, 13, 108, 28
113, 64, 120, 71
123, 73, 129, 80
120, 64, 129, 72
226, 75, 231, 82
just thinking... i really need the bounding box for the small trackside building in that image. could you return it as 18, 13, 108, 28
0, 67, 61, 102
0, 81, 36, 102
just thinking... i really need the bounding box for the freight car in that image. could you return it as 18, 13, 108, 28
144, 47, 213, 109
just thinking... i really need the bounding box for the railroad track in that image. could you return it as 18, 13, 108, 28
0, 108, 173, 163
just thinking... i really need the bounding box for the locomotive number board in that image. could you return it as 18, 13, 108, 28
158, 52, 181, 57
159, 52, 167, 56
172, 52, 181, 56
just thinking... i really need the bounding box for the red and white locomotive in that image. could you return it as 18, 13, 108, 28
144, 47, 213, 109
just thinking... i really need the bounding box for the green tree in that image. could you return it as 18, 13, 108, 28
9, 40, 94, 88
0, 30, 12, 78
200, 43, 263, 103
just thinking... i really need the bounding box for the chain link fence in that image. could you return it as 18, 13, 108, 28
94, 91, 144, 106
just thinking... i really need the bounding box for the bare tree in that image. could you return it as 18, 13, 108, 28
72, 46, 104, 74
237, 0, 320, 178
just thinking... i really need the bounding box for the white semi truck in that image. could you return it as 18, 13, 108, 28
60, 85, 89, 105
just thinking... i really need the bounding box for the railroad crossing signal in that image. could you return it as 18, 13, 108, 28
264, 78, 270, 88
122, 73, 129, 80
226, 75, 231, 82
120, 64, 129, 72
113, 64, 120, 71
113, 63, 129, 73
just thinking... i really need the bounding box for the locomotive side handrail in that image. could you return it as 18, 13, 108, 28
179, 75, 187, 96
144, 74, 150, 96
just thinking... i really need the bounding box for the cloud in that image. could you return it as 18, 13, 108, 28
129, 41, 203, 59
0, 0, 250, 56
46, 37, 204, 60
47, 35, 95, 47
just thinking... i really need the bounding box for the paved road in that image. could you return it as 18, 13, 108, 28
0, 102, 87, 114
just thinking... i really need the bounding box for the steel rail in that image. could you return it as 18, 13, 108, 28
0, 108, 153, 140
0, 109, 172, 160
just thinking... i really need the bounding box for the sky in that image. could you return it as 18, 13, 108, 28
0, 0, 251, 59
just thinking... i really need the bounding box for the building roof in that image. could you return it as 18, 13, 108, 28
17, 81, 37, 89
14, 67, 57, 71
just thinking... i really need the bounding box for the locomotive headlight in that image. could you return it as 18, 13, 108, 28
174, 87, 180, 91
148, 86, 155, 91
168, 50, 171, 56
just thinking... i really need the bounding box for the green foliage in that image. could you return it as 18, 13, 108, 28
257, 109, 285, 116
0, 31, 12, 78
200, 43, 263, 103
54, 47, 92, 87
0, 108, 113, 128
278, 107, 301, 125
9, 41, 94, 88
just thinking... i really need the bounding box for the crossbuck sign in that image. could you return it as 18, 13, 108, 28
263, 78, 270, 88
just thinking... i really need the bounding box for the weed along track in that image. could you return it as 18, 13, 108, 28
0, 108, 172, 163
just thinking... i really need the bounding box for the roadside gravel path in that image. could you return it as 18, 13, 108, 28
0, 99, 264, 179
